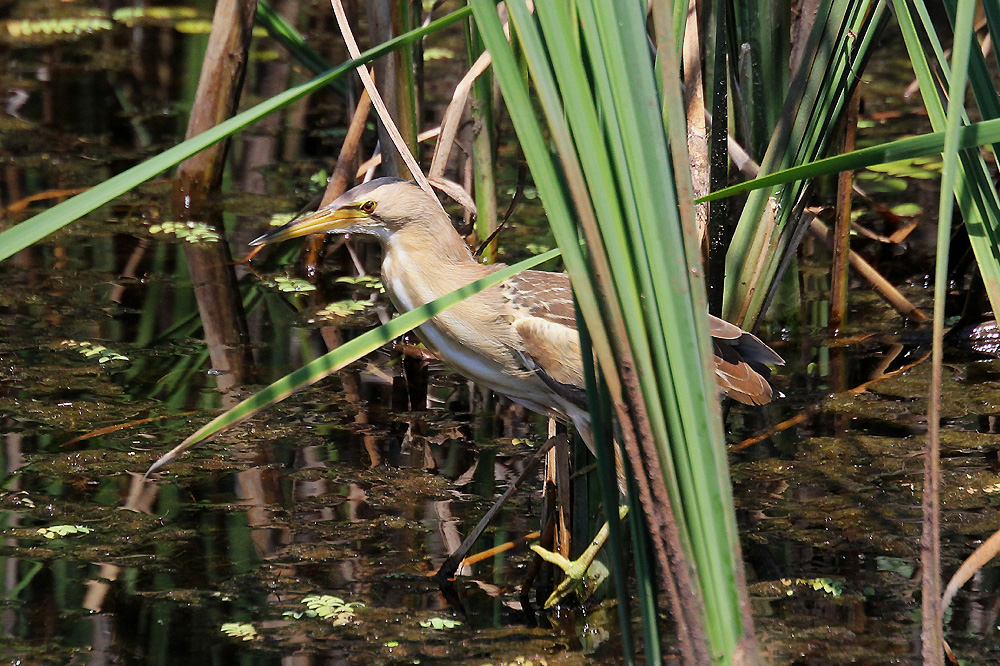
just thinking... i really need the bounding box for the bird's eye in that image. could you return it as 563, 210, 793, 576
361, 200, 376, 214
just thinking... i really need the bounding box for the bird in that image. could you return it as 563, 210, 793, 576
250, 176, 783, 606
250, 177, 783, 443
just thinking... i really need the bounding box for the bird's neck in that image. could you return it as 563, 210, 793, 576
380, 212, 494, 312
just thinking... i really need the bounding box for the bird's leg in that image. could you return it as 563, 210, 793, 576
530, 504, 629, 608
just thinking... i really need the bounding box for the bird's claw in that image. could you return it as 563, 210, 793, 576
530, 544, 592, 608
530, 505, 627, 608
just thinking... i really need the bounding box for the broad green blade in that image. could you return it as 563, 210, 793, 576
700, 116, 1000, 202
723, 0, 884, 326
475, 0, 757, 661
145, 247, 561, 475
893, 0, 1000, 325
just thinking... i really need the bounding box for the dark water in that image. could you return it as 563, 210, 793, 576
3, 6, 1000, 666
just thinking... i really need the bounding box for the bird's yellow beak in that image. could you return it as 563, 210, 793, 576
249, 205, 369, 246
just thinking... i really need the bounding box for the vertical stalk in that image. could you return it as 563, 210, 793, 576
365, 0, 420, 178
466, 16, 498, 262
173, 0, 258, 393
829, 84, 859, 331
924, 1, 977, 662
706, 0, 730, 311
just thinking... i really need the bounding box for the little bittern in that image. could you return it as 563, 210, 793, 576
251, 177, 782, 443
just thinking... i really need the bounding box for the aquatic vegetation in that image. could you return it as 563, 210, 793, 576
148, 221, 222, 244
220, 623, 257, 641
35, 525, 93, 540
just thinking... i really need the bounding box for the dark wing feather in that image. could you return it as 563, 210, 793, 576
501, 272, 782, 406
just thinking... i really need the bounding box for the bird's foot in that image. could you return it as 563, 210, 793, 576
530, 505, 628, 608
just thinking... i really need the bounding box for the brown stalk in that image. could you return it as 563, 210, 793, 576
330, 0, 434, 198
924, 320, 944, 665
323, 88, 373, 206
301, 88, 375, 268
172, 0, 257, 394
428, 50, 494, 181
355, 127, 441, 177
809, 217, 928, 322
682, 0, 710, 244
830, 85, 860, 331
942, 527, 1000, 612
445, 530, 541, 570
60, 411, 199, 448
364, 0, 419, 180
2, 185, 148, 216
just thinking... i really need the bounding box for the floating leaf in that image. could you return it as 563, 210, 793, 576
60, 340, 129, 365
220, 622, 257, 641
268, 212, 297, 227
310, 170, 329, 187
298, 595, 363, 625
176, 20, 266, 37
781, 577, 845, 597
4, 17, 113, 39
876, 556, 916, 579
419, 617, 462, 630
112, 7, 199, 25
890, 203, 922, 216
315, 300, 371, 317
423, 46, 454, 60
334, 275, 383, 289
36, 524, 93, 539
271, 276, 316, 293
862, 177, 909, 194
148, 220, 221, 244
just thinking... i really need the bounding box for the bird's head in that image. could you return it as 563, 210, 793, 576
250, 177, 443, 247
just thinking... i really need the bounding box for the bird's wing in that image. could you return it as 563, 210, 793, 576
709, 314, 783, 404
713, 339, 775, 405
500, 271, 587, 407
709, 314, 784, 366
498, 274, 782, 407
504, 271, 578, 329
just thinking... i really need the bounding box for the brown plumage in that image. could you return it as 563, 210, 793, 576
251, 177, 782, 441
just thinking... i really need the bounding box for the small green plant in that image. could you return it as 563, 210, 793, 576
334, 275, 383, 291
419, 617, 462, 630
313, 300, 372, 317
268, 212, 297, 227
220, 623, 257, 641
780, 577, 845, 597
309, 170, 329, 188
4, 17, 113, 39
263, 276, 316, 293
423, 46, 454, 60
111, 7, 198, 25
476, 658, 548, 666
36, 525, 92, 539
149, 221, 221, 243
61, 340, 129, 365
283, 595, 363, 626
